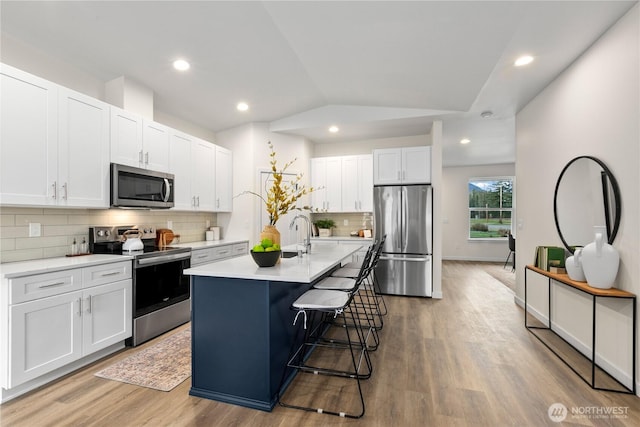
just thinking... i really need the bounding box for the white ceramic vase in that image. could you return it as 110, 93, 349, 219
581, 226, 619, 289
565, 248, 586, 282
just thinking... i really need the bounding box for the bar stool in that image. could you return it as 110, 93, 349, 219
277, 248, 375, 418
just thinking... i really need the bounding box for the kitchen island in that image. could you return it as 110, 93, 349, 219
184, 243, 364, 411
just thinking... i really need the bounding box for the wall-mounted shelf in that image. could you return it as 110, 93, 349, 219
524, 265, 636, 394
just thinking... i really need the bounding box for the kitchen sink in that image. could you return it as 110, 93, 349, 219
281, 251, 298, 259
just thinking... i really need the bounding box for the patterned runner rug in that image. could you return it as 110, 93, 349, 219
94, 328, 191, 391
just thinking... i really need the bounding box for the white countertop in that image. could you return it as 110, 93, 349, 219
311, 236, 373, 243
171, 239, 249, 250
184, 242, 363, 283
0, 254, 134, 279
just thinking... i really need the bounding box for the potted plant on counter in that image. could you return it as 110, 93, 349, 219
314, 219, 336, 237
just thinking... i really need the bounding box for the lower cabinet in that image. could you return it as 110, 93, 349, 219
3, 261, 132, 390
190, 242, 249, 267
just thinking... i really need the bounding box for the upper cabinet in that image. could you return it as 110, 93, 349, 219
341, 155, 373, 212
214, 145, 233, 212
192, 139, 216, 211
0, 64, 109, 208
168, 130, 196, 210
110, 107, 169, 172
311, 157, 342, 212
373, 146, 431, 185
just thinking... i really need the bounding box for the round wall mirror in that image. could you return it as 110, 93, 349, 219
553, 156, 621, 253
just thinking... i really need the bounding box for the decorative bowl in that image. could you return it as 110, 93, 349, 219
250, 250, 281, 267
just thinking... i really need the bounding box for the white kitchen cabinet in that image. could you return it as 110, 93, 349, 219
110, 107, 170, 172
58, 87, 110, 207
3, 260, 131, 390
373, 146, 431, 185
0, 64, 58, 206
168, 130, 195, 210
311, 157, 342, 212
214, 145, 233, 212
341, 155, 373, 212
191, 139, 216, 211
0, 64, 110, 208
82, 280, 131, 355
190, 242, 249, 267
110, 106, 143, 169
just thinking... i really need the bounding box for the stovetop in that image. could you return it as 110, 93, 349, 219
89, 225, 190, 259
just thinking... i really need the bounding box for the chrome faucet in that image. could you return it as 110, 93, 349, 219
289, 214, 312, 254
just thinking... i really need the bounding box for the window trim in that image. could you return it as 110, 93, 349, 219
468, 176, 515, 240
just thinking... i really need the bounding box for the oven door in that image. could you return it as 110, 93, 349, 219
133, 253, 190, 319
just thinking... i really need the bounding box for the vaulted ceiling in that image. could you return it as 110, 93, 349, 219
1, 1, 636, 166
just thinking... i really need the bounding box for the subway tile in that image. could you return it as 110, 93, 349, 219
15, 236, 69, 249
0, 226, 28, 238
43, 246, 70, 258
0, 207, 44, 215
0, 239, 16, 251
0, 248, 44, 263
0, 215, 15, 227
16, 214, 69, 226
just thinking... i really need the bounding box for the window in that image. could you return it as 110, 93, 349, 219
468, 177, 514, 239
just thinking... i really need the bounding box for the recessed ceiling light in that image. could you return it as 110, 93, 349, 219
514, 55, 534, 67
460, 138, 471, 144
329, 125, 339, 133
237, 102, 249, 112
173, 59, 190, 71
480, 111, 493, 118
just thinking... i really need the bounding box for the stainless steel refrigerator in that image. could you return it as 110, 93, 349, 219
373, 185, 432, 297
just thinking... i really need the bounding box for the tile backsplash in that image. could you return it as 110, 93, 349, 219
0, 207, 216, 263
310, 212, 374, 237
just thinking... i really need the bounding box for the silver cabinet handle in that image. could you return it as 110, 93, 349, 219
52, 181, 57, 199
397, 171, 401, 181
62, 182, 68, 200
39, 281, 66, 289
139, 150, 143, 164
145, 152, 149, 165
197, 196, 200, 207
77, 297, 83, 316
100, 271, 120, 277
87, 296, 92, 314
192, 196, 196, 207
216, 198, 220, 208
195, 254, 208, 259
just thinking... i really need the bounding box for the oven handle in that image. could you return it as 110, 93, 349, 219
136, 252, 191, 267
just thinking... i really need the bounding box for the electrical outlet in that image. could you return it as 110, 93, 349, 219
343, 219, 349, 226
167, 220, 173, 229
29, 223, 41, 237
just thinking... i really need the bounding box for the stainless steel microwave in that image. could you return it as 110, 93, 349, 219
110, 163, 174, 209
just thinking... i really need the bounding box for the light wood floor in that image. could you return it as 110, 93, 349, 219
1, 261, 638, 426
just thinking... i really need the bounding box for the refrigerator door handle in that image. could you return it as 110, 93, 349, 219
380, 255, 431, 262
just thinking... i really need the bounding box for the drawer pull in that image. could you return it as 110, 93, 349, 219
100, 271, 121, 277
39, 281, 67, 289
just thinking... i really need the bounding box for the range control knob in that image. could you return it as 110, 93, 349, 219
104, 230, 111, 237
97, 230, 105, 237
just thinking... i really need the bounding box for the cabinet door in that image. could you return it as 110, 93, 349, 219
8, 291, 82, 388
311, 158, 327, 211
192, 139, 216, 211
402, 146, 431, 184
142, 120, 170, 172
110, 106, 143, 168
358, 155, 374, 212
324, 157, 342, 212
0, 64, 58, 205
82, 280, 132, 355
169, 131, 195, 210
341, 156, 359, 212
373, 148, 402, 185
214, 145, 233, 212
58, 88, 110, 208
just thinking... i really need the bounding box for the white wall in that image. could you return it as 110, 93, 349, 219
442, 163, 516, 261
215, 123, 313, 245
516, 5, 639, 389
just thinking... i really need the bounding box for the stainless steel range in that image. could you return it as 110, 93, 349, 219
89, 225, 191, 346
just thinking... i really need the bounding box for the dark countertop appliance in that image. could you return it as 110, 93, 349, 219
89, 225, 191, 346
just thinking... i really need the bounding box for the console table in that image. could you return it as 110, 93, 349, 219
524, 265, 636, 394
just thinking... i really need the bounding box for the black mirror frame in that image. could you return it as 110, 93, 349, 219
553, 155, 621, 253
